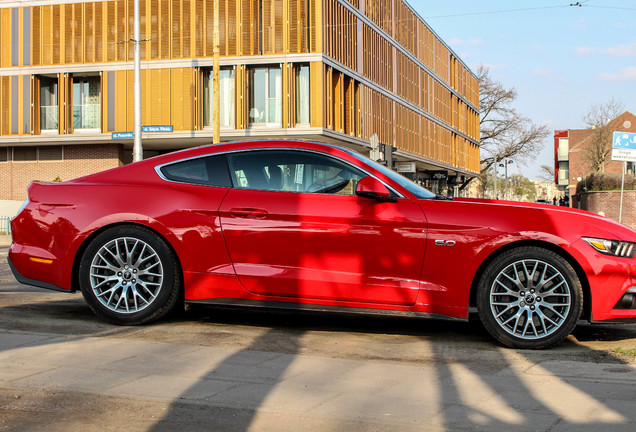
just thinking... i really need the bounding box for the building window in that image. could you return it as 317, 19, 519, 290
249, 66, 281, 126
40, 76, 59, 131
38, 146, 64, 161
12, 146, 63, 162
0, 147, 8, 162
203, 68, 235, 128
73, 76, 101, 130
13, 147, 37, 162
558, 138, 569, 160
295, 64, 310, 125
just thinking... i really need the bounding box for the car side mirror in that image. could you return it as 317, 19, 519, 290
356, 176, 396, 202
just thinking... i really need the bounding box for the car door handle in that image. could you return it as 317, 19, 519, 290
229, 208, 269, 218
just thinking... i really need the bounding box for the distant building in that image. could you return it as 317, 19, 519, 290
0, 0, 480, 200
554, 111, 636, 206
533, 180, 562, 203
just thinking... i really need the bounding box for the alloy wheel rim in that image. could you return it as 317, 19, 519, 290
489, 259, 571, 340
89, 237, 164, 314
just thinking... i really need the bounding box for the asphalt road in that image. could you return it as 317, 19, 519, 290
1, 245, 636, 431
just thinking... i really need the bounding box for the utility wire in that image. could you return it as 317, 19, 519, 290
422, 0, 636, 19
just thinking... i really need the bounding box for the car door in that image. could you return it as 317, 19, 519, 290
218, 149, 427, 306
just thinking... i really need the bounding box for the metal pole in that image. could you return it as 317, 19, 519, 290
504, 159, 508, 200
132, 0, 142, 162
493, 158, 497, 199
619, 161, 626, 223
212, 0, 220, 144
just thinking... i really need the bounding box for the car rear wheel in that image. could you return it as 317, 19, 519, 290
476, 247, 583, 349
79, 225, 181, 325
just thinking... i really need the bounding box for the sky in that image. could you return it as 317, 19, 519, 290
407, 0, 636, 180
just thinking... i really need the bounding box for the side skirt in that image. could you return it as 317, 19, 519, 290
186, 298, 466, 322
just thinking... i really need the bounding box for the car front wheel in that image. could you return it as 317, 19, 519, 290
477, 247, 583, 349
79, 225, 181, 325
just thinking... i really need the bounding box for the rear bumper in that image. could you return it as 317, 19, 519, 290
7, 256, 68, 292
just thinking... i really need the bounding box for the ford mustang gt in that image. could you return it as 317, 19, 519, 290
8, 140, 636, 349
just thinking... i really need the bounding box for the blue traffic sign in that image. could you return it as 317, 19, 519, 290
112, 132, 134, 139
142, 125, 173, 133
613, 132, 636, 150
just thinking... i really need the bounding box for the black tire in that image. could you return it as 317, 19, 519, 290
476, 247, 582, 349
79, 225, 181, 325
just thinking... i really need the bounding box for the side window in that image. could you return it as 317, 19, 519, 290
160, 154, 231, 187
227, 150, 367, 195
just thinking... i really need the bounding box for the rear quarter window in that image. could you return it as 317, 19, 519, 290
159, 154, 231, 187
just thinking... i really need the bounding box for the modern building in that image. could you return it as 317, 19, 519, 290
554, 111, 635, 205
0, 0, 480, 200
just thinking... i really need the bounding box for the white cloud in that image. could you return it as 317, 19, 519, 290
614, 22, 636, 29
599, 43, 636, 57
598, 66, 636, 81
533, 69, 567, 82
468, 37, 484, 46
533, 44, 546, 52
449, 38, 463, 46
575, 46, 595, 56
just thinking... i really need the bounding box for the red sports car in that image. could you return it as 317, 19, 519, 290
8, 140, 636, 349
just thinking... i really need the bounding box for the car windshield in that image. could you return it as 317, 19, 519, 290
345, 149, 436, 199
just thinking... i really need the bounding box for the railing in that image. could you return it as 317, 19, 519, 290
73, 104, 101, 129
0, 216, 11, 235
40, 105, 59, 130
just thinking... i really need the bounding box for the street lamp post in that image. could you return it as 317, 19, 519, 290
498, 158, 514, 200
132, 0, 142, 162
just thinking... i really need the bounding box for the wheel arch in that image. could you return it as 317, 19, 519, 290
468, 240, 592, 320
70, 222, 185, 298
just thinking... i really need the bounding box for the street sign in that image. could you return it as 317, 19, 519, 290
142, 125, 173, 133
112, 132, 134, 139
396, 162, 416, 173
612, 132, 636, 162
613, 131, 636, 149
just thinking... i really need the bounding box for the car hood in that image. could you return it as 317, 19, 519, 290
448, 197, 636, 242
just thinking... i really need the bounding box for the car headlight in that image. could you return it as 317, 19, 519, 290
583, 237, 636, 258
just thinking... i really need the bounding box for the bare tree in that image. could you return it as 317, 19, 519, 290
462, 66, 550, 192
538, 164, 554, 182
583, 98, 625, 172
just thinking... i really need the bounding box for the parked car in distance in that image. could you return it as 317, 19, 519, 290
536, 199, 550, 204
8, 140, 636, 349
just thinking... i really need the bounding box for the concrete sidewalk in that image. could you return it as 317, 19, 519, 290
0, 235, 11, 246
2, 328, 636, 431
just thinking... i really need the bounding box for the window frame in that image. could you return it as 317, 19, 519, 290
226, 149, 395, 197
156, 154, 232, 188
248, 65, 282, 127
203, 66, 236, 129
39, 75, 59, 132
72, 75, 102, 132
11, 146, 64, 163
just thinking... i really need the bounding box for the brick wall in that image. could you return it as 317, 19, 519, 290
0, 144, 123, 201
579, 191, 636, 230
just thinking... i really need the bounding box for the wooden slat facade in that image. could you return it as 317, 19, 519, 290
0, 0, 479, 175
